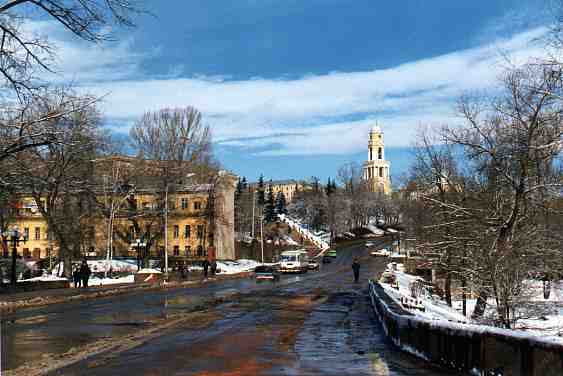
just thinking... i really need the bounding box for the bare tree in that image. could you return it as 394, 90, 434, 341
14, 91, 102, 277
125, 107, 216, 266
0, 0, 139, 163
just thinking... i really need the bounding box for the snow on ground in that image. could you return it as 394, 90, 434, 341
19, 274, 68, 282
51, 259, 138, 276
216, 259, 261, 274
87, 275, 135, 286
380, 267, 469, 323
137, 268, 162, 274
380, 265, 563, 338
365, 224, 385, 236
278, 214, 330, 250
284, 235, 299, 246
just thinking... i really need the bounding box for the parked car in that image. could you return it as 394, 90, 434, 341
308, 259, 320, 271
254, 265, 280, 282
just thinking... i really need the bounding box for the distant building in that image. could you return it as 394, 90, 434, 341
363, 125, 391, 194
249, 179, 307, 202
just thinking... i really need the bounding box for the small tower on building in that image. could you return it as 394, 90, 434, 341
363, 125, 391, 194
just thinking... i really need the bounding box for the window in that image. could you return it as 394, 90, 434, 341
173, 246, 180, 256
194, 201, 201, 210
379, 167, 384, 178
184, 225, 191, 239
23, 248, 31, 258
23, 227, 29, 241
185, 245, 191, 257
128, 226, 135, 242
169, 200, 176, 210
181, 198, 188, 210
378, 147, 382, 160
173, 225, 179, 239
35, 227, 41, 240
197, 245, 203, 257
197, 225, 204, 239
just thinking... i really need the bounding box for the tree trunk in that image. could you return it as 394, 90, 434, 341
445, 271, 452, 307
472, 292, 488, 318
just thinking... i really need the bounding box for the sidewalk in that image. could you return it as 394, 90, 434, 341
0, 271, 251, 314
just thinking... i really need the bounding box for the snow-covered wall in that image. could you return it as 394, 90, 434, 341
368, 280, 563, 375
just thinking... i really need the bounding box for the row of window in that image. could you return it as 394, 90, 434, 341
18, 227, 50, 241
172, 224, 205, 239
171, 198, 202, 211
172, 244, 205, 257
134, 199, 203, 211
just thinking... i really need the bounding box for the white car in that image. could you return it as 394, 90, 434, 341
370, 249, 391, 257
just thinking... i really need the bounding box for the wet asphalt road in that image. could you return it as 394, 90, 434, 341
2, 240, 452, 375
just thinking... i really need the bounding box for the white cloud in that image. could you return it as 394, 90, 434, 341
33, 19, 550, 155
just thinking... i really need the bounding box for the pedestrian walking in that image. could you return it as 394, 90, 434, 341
73, 266, 81, 288
202, 259, 210, 279
180, 263, 187, 280
352, 257, 360, 283
80, 260, 91, 288
210, 260, 217, 276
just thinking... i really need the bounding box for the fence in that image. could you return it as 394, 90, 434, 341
368, 280, 563, 375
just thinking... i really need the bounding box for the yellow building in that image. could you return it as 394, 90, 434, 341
249, 179, 306, 202
363, 125, 391, 194
2, 161, 237, 261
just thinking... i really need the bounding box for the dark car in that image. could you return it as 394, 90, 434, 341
308, 259, 320, 271
322, 256, 332, 264
254, 265, 280, 282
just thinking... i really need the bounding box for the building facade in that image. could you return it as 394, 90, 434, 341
1, 160, 237, 261
363, 125, 391, 194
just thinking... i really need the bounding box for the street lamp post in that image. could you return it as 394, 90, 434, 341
132, 238, 146, 271
2, 226, 26, 287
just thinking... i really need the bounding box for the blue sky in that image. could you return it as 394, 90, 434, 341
33, 0, 552, 184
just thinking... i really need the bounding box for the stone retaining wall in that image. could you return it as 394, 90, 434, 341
368, 280, 563, 375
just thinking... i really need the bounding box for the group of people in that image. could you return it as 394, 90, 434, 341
202, 259, 217, 279
72, 260, 92, 288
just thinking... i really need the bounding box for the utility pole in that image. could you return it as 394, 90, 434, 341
164, 183, 169, 279
251, 189, 255, 239
260, 215, 264, 264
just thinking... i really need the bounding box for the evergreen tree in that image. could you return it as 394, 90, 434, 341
325, 177, 334, 196
263, 185, 276, 222
257, 174, 265, 206
235, 177, 243, 199
275, 191, 288, 215
241, 176, 248, 190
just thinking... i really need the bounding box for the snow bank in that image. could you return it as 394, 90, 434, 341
19, 274, 68, 282
216, 259, 260, 275
278, 214, 330, 250
88, 275, 135, 286
137, 268, 162, 274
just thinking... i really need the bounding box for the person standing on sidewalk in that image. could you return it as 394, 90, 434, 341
352, 257, 360, 283
80, 260, 91, 287
202, 259, 210, 279
73, 266, 81, 288
210, 260, 217, 277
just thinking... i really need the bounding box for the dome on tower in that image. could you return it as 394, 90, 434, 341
370, 125, 382, 134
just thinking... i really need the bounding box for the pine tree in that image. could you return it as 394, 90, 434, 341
263, 185, 276, 223
275, 191, 287, 215
257, 174, 265, 206
235, 178, 243, 199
